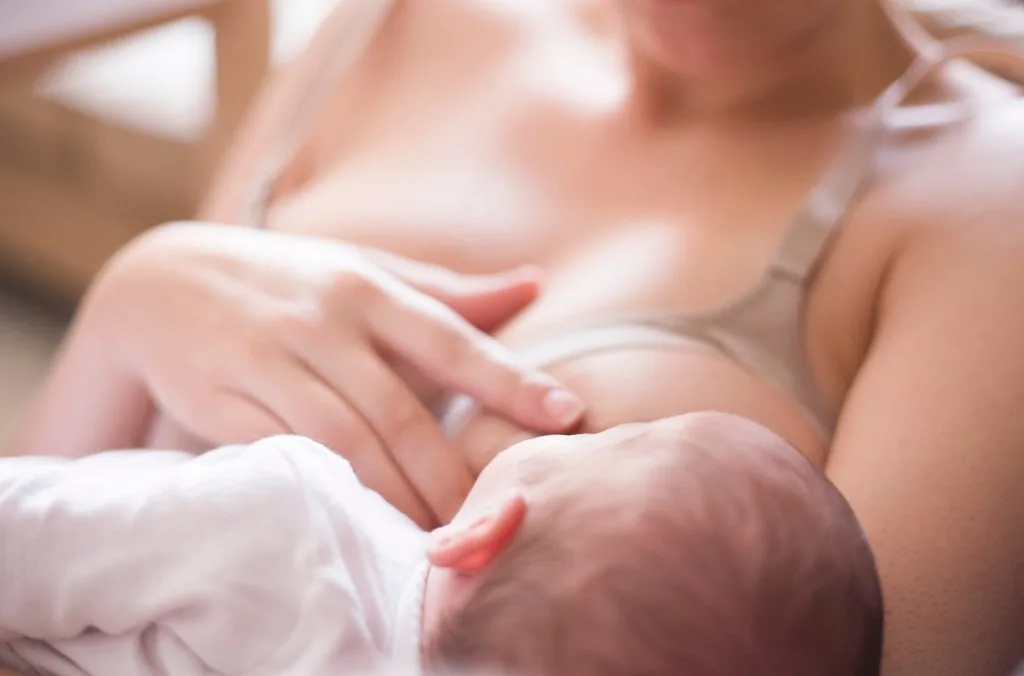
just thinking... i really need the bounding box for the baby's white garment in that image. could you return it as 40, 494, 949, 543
0, 436, 429, 676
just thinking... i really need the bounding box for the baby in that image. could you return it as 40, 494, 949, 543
0, 412, 882, 676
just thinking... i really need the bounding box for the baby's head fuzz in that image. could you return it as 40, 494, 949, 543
422, 412, 883, 676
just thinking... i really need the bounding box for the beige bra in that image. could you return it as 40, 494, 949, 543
247, 0, 1024, 439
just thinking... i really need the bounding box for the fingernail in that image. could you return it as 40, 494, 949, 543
542, 387, 585, 426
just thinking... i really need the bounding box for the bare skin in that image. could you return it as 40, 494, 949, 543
204, 0, 917, 463
182, 0, 1024, 672
420, 412, 853, 649
175, 2, 1024, 672
9, 0, 1024, 673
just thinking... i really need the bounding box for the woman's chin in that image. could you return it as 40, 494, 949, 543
619, 4, 742, 77
617, 0, 837, 78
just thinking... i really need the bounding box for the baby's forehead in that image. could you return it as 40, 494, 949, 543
513, 425, 685, 485
505, 413, 788, 497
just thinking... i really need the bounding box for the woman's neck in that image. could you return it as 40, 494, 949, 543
622, 0, 923, 125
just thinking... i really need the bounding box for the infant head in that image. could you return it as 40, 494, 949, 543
420, 412, 883, 676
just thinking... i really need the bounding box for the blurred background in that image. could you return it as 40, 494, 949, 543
0, 0, 1022, 446
0, 0, 340, 442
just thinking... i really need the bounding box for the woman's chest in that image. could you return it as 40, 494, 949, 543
265, 92, 847, 332
260, 18, 886, 429
266, 116, 869, 447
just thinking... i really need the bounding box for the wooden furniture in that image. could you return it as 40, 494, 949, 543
0, 0, 271, 304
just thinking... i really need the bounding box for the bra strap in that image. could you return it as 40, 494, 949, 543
770, 51, 944, 283
772, 35, 1024, 283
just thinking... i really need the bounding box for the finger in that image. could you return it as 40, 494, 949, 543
294, 336, 475, 525
365, 251, 542, 331
367, 288, 585, 433
332, 353, 475, 525
237, 353, 436, 528
194, 390, 291, 446
442, 268, 540, 332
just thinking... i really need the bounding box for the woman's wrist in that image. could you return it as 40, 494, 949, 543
5, 240, 159, 457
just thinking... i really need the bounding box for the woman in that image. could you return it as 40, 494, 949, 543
9, 0, 1024, 673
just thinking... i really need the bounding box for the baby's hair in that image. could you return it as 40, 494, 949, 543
422, 414, 884, 676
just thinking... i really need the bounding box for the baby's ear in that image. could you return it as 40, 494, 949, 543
427, 491, 527, 574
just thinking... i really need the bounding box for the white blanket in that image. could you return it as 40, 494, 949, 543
0, 436, 427, 676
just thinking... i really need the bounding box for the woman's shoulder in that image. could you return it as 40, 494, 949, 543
861, 74, 1024, 324
809, 72, 1024, 396
868, 73, 1024, 255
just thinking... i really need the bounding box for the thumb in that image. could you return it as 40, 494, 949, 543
370, 250, 542, 331
433, 266, 541, 331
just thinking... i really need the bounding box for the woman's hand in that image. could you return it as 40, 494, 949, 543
85, 222, 583, 527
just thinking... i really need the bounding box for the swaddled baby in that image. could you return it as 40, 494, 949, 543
0, 412, 882, 676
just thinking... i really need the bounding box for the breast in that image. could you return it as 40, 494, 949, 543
253, 8, 839, 470
450, 344, 828, 477
265, 155, 560, 274
264, 150, 828, 469
268, 159, 783, 318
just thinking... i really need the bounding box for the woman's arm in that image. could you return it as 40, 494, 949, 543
4, 3, 373, 457
3, 286, 153, 457
826, 191, 1024, 675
